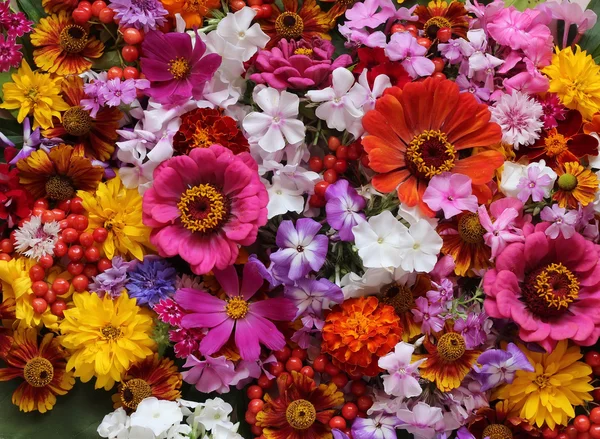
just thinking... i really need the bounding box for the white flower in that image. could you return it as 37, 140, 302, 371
499, 160, 556, 198
378, 342, 426, 398
14, 215, 60, 260
130, 398, 183, 437
216, 7, 270, 61
119, 160, 159, 195
243, 87, 306, 153
193, 398, 235, 431
306, 68, 364, 138
396, 402, 444, 439
98, 407, 130, 439
210, 424, 243, 439
490, 91, 544, 149
396, 220, 443, 273
347, 69, 391, 113
127, 426, 156, 439
352, 210, 410, 268
116, 126, 156, 163
397, 203, 438, 228
264, 175, 305, 219
340, 267, 415, 299
164, 423, 193, 439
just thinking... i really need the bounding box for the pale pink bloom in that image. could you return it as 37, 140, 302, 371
422, 173, 478, 219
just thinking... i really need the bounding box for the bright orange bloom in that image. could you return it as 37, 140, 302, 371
583, 113, 600, 135
322, 296, 402, 377
414, 0, 469, 39
553, 161, 599, 208
161, 0, 220, 28
362, 77, 503, 216
0, 328, 74, 413
256, 371, 344, 439
30, 11, 104, 76
43, 76, 121, 161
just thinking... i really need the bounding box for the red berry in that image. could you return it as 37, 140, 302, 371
79, 1, 92, 10
314, 181, 330, 197
32, 298, 48, 314
567, 426, 580, 439
291, 348, 307, 360
405, 24, 418, 36
83, 264, 99, 278
416, 37, 432, 49
250, 5, 263, 17
432, 57, 445, 73
432, 72, 447, 80
32, 207, 46, 217
91, 0, 107, 15
575, 415, 591, 433
72, 274, 89, 292
329, 416, 346, 430
333, 159, 348, 174
323, 154, 337, 169
98, 7, 115, 23
542, 427, 559, 439
93, 227, 109, 243
38, 254, 54, 269
32, 281, 49, 297
41, 210, 56, 223
251, 425, 263, 436
313, 354, 328, 372
246, 385, 263, 400
108, 66, 123, 80
559, 435, 570, 439
68, 245, 84, 262
308, 194, 326, 208
245, 410, 257, 425
259, 4, 271, 17
29, 264, 45, 282
248, 399, 264, 414
59, 220, 69, 230
43, 289, 57, 304
436, 27, 452, 43
84, 246, 100, 262
332, 373, 348, 389
391, 23, 406, 34
34, 198, 49, 209
72, 7, 92, 24
585, 351, 600, 367
581, 433, 592, 439
72, 215, 89, 231
0, 253, 10, 261
300, 366, 314, 378
230, 0, 246, 10
589, 426, 600, 439
323, 169, 338, 184
356, 395, 373, 412
257, 374, 273, 389
328, 136, 341, 151
342, 402, 358, 421
274, 346, 292, 362
97, 258, 112, 272
591, 407, 600, 424
285, 357, 303, 373
0, 239, 13, 254
324, 363, 340, 376
62, 228, 79, 244
122, 28, 143, 45
51, 299, 67, 317
336, 145, 348, 160
52, 209, 66, 221
70, 197, 85, 214
350, 379, 367, 396
57, 199, 71, 212
67, 261, 85, 276
123, 66, 140, 79
52, 278, 70, 295
347, 142, 362, 161
309, 156, 324, 173
79, 232, 94, 248
268, 361, 285, 377
248, 0, 262, 5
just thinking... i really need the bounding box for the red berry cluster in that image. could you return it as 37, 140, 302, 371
245, 346, 374, 439
308, 136, 369, 208
229, 0, 273, 18
72, 0, 114, 25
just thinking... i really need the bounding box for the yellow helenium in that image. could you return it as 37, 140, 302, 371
0, 60, 69, 129
543, 46, 600, 121
78, 175, 152, 261
60, 292, 155, 390
493, 340, 593, 430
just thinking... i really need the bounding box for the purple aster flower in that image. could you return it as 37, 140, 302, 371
141, 30, 221, 105
385, 32, 435, 78
453, 311, 489, 349
182, 355, 237, 394
324, 179, 366, 241
0, 34, 22, 72
352, 412, 400, 439
126, 256, 177, 307
270, 218, 328, 282
89, 256, 130, 297
411, 297, 445, 334
540, 204, 578, 239
517, 165, 553, 203
284, 277, 343, 319
109, 0, 168, 31
101, 78, 139, 107
475, 342, 534, 391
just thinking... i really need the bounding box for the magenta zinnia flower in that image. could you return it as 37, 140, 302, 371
175, 262, 297, 361
140, 30, 221, 104
142, 144, 268, 274
483, 222, 600, 353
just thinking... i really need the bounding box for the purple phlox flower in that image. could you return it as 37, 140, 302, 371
1, 11, 32, 38
396, 402, 444, 439
284, 277, 343, 319
270, 218, 328, 281
352, 412, 400, 439
456, 427, 477, 439
576, 204, 599, 240
182, 355, 237, 394
455, 75, 491, 102
126, 255, 177, 307
394, 4, 418, 21
339, 26, 387, 49
540, 204, 578, 239
503, 62, 550, 96
109, 0, 168, 31
536, 93, 567, 129
426, 278, 454, 304
4, 118, 61, 165
384, 32, 435, 78
430, 255, 456, 283
439, 39, 464, 64
82, 80, 107, 118
89, 256, 130, 297
478, 204, 524, 259
247, 254, 291, 288
92, 159, 116, 180
453, 311, 490, 349
0, 34, 22, 72
422, 173, 479, 219
154, 298, 184, 326
471, 53, 503, 90
232, 354, 277, 388
332, 429, 350, 439
378, 342, 426, 398
517, 164, 553, 202
291, 314, 324, 348
324, 179, 366, 241
101, 78, 139, 107
412, 297, 445, 334
344, 0, 395, 29
459, 29, 488, 59
348, 69, 391, 113
475, 342, 534, 391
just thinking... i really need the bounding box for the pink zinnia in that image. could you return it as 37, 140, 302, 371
483, 223, 600, 353
175, 262, 297, 361
142, 145, 268, 274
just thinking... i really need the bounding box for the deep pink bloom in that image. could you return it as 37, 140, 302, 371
175, 262, 297, 361
142, 145, 268, 274
487, 7, 551, 51
483, 223, 600, 352
0, 34, 22, 72
422, 173, 478, 219
155, 298, 184, 326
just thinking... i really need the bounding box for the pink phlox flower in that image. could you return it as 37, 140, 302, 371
344, 0, 396, 29
422, 173, 479, 219
487, 7, 552, 51
384, 32, 435, 78
411, 297, 445, 334
378, 342, 426, 398
182, 355, 237, 394
516, 164, 554, 203
540, 204, 578, 239
478, 203, 525, 260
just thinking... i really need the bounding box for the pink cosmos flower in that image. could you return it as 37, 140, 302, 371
142, 145, 268, 275
175, 262, 297, 361
422, 173, 478, 219
483, 223, 600, 352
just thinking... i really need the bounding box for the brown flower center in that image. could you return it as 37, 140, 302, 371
177, 184, 230, 234
286, 399, 316, 430
381, 282, 415, 314
120, 378, 153, 410
225, 296, 249, 320
101, 324, 122, 340
45, 175, 75, 201
24, 357, 54, 388
522, 263, 579, 317
62, 106, 93, 136
59, 24, 89, 53
483, 424, 513, 439
275, 12, 304, 39
424, 16, 452, 38
406, 130, 456, 179
168, 57, 191, 80
544, 130, 568, 157
458, 212, 486, 244
437, 332, 466, 362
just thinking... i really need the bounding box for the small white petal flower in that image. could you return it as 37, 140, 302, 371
397, 220, 443, 273
216, 7, 270, 61
130, 398, 183, 437
490, 91, 544, 148
14, 215, 60, 260
264, 175, 305, 218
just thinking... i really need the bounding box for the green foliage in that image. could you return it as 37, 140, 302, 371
579, 0, 600, 61
0, 117, 23, 145
16, 0, 46, 23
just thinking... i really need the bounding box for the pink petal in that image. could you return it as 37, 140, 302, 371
234, 318, 261, 361
199, 319, 234, 356
214, 264, 240, 298
175, 288, 225, 313
249, 298, 296, 321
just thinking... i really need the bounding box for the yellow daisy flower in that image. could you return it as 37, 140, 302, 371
493, 340, 594, 430
78, 175, 153, 261
543, 46, 600, 121
0, 60, 69, 129
60, 292, 155, 390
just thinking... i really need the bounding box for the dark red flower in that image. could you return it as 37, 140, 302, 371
0, 164, 31, 231
354, 47, 411, 89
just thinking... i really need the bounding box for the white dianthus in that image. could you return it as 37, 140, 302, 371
14, 215, 60, 261
490, 91, 544, 149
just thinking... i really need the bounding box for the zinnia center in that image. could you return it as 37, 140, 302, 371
62, 106, 93, 136
458, 212, 486, 244
285, 399, 316, 430
294, 48, 313, 57
177, 184, 230, 234
120, 378, 153, 410
406, 130, 456, 179
275, 12, 304, 39
24, 357, 54, 388
424, 16, 452, 38
544, 130, 568, 157
225, 296, 249, 320
59, 24, 89, 53
45, 175, 76, 201
437, 332, 466, 362
522, 262, 579, 317
482, 424, 513, 439
168, 57, 191, 80
381, 282, 415, 314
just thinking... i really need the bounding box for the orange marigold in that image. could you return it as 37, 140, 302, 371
321, 296, 402, 377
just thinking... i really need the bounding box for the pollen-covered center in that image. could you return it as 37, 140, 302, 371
275, 12, 304, 39
24, 357, 54, 388
522, 263, 579, 317
458, 212, 486, 244
406, 130, 456, 179
381, 282, 415, 314
178, 184, 229, 234
225, 296, 249, 320
436, 332, 466, 362
286, 399, 316, 430
544, 130, 568, 157
482, 424, 513, 439
168, 57, 191, 80
62, 106, 93, 136
424, 16, 452, 38
59, 25, 89, 53
101, 324, 122, 340
45, 175, 76, 201
120, 378, 153, 410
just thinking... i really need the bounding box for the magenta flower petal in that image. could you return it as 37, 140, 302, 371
198, 319, 235, 356
249, 298, 297, 321
234, 318, 262, 361
175, 288, 225, 313
214, 264, 240, 298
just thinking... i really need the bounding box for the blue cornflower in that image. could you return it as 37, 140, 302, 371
126, 256, 177, 307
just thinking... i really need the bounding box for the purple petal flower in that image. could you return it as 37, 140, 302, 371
476, 343, 534, 391
182, 355, 237, 394
385, 32, 435, 78
344, 0, 395, 29
422, 173, 478, 219
89, 256, 131, 298
352, 413, 400, 439
540, 204, 578, 239
411, 297, 445, 334
453, 311, 490, 349
109, 0, 168, 31
517, 165, 553, 203
284, 277, 343, 318
325, 179, 366, 241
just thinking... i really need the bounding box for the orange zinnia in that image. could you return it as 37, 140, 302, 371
161, 0, 220, 28
362, 77, 503, 216
414, 0, 469, 39
321, 296, 402, 377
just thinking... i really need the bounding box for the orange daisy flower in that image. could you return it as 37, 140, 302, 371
418, 329, 481, 392
414, 0, 469, 39
17, 144, 104, 201
0, 328, 74, 413
362, 77, 503, 217
161, 0, 220, 28
112, 353, 182, 411
322, 296, 402, 377
42, 0, 78, 13
30, 11, 104, 76
553, 161, 599, 208
43, 76, 121, 161
256, 371, 344, 439
469, 401, 541, 439
260, 0, 339, 48
0, 298, 16, 359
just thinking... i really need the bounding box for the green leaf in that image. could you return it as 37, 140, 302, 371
0, 71, 13, 101
91, 50, 122, 70
579, 0, 600, 60
16, 0, 46, 23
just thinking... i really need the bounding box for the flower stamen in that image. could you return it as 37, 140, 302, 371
120, 378, 153, 410
436, 332, 466, 362
225, 296, 249, 320
405, 130, 456, 179
59, 25, 89, 53
168, 57, 191, 80
62, 106, 93, 136
275, 12, 304, 39
285, 399, 316, 430
24, 357, 54, 387
178, 184, 229, 234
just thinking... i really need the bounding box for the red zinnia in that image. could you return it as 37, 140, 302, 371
354, 47, 411, 89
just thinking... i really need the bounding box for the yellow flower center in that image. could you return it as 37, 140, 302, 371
286, 399, 316, 430
62, 106, 93, 136
120, 378, 153, 410
59, 25, 89, 54
192, 127, 212, 148
405, 130, 456, 179
177, 184, 230, 234
101, 324, 122, 340
45, 175, 76, 201
558, 173, 578, 191
544, 130, 568, 157
534, 374, 550, 388
24, 357, 54, 388
437, 332, 466, 362
225, 296, 249, 320
168, 57, 191, 80
293, 48, 314, 57
534, 263, 579, 309
482, 424, 513, 439
381, 282, 415, 314
275, 13, 304, 39
424, 16, 452, 37
458, 212, 486, 244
